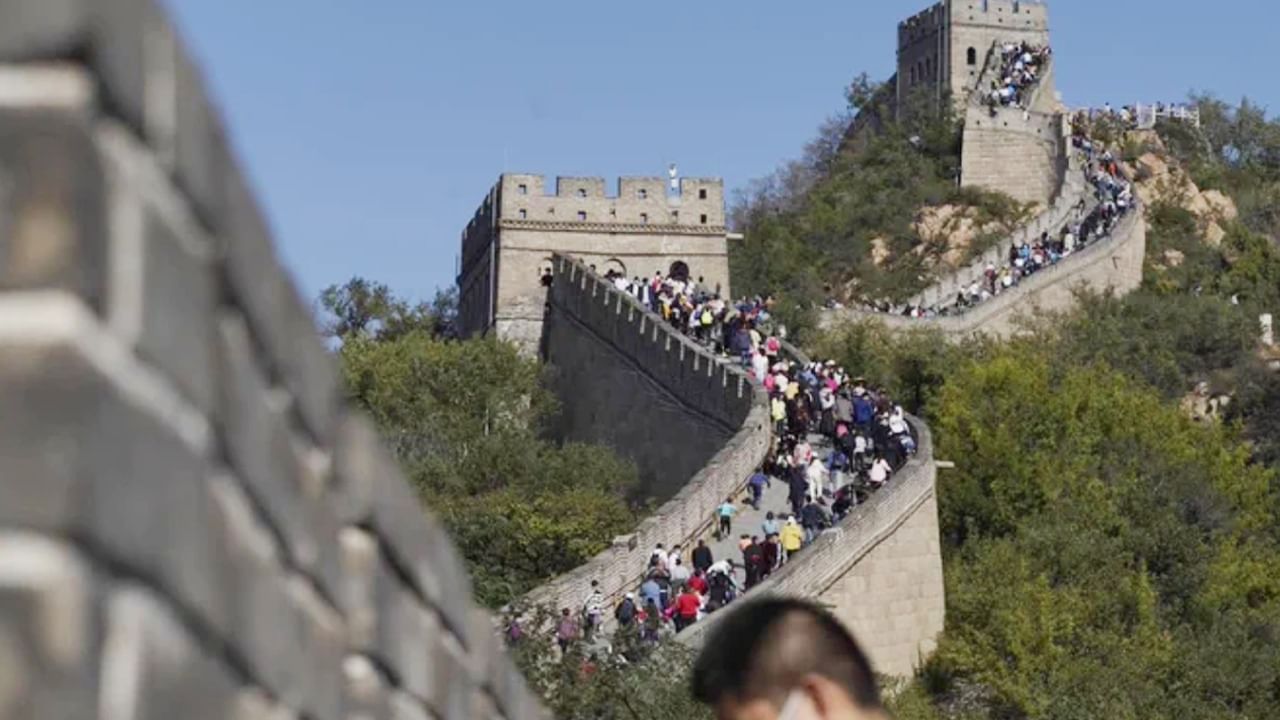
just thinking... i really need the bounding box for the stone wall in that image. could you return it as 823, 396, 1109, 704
526, 254, 770, 622
678, 416, 944, 678
962, 104, 1065, 207
913, 120, 1090, 310
456, 173, 733, 352
0, 2, 546, 718
821, 204, 1147, 337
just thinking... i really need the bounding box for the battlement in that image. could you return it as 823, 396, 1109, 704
498, 173, 723, 202
491, 173, 726, 229
952, 0, 1048, 31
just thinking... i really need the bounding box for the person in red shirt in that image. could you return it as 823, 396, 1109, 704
687, 569, 709, 596
674, 586, 702, 631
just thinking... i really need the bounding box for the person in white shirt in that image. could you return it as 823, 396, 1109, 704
651, 544, 669, 572
752, 350, 770, 382
868, 457, 892, 486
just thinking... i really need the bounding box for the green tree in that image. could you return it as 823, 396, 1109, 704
328, 280, 639, 607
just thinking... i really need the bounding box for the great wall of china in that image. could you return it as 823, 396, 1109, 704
2, 0, 1158, 714
0, 3, 546, 718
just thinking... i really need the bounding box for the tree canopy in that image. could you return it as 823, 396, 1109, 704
321, 279, 639, 607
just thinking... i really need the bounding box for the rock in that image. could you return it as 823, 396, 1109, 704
1204, 222, 1227, 248
870, 237, 891, 267
1162, 249, 1185, 267
1201, 190, 1238, 223
1136, 152, 1169, 182
913, 205, 1004, 269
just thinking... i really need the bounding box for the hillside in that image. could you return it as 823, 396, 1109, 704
729, 79, 1035, 330
798, 96, 1280, 718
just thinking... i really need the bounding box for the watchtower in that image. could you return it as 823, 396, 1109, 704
456, 174, 732, 353
897, 0, 1051, 114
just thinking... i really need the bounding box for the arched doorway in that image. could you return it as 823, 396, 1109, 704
603, 257, 627, 279
668, 260, 690, 282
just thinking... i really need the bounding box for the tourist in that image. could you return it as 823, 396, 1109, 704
556, 608, 580, 653
583, 580, 604, 638
717, 496, 738, 538
690, 598, 888, 720
614, 592, 638, 628
673, 585, 703, 631
692, 538, 714, 573
780, 517, 803, 562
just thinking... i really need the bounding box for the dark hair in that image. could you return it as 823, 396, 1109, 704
690, 598, 880, 710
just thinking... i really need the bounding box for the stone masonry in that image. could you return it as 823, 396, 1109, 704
524, 255, 770, 625
527, 258, 946, 678
0, 2, 547, 719
820, 203, 1148, 338
898, 0, 1051, 114
678, 410, 945, 678
456, 174, 732, 354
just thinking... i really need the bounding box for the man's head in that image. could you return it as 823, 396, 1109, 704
691, 599, 885, 720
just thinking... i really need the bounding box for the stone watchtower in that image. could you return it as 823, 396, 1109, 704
897, 0, 1051, 115
456, 174, 733, 353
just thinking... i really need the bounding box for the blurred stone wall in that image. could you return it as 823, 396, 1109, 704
0, 2, 546, 718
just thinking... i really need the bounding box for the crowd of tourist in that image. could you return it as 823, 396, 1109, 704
536, 329, 918, 652
984, 41, 1051, 111
846, 108, 1138, 320
599, 267, 783, 363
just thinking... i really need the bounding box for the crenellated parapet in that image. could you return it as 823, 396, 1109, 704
457, 174, 734, 353
526, 254, 771, 627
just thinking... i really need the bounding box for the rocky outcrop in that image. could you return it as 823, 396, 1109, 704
1131, 140, 1239, 246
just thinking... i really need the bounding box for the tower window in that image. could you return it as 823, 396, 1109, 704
638, 188, 648, 199
967, 47, 977, 65
577, 211, 587, 221
517, 183, 528, 195
518, 209, 527, 219
700, 214, 708, 224
698, 188, 708, 199
640, 213, 649, 223
671, 210, 679, 221
576, 188, 587, 198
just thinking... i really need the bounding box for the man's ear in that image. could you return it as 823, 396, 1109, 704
799, 673, 873, 720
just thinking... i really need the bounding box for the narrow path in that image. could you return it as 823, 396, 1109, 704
703, 432, 834, 588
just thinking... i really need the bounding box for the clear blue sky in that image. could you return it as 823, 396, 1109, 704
164, 0, 1275, 305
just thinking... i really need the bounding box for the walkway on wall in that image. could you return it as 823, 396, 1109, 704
702, 432, 834, 587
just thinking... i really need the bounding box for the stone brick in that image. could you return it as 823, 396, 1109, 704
210, 473, 301, 705
467, 606, 500, 691
0, 0, 87, 60
87, 0, 151, 135
430, 633, 471, 720
98, 584, 239, 720
366, 467, 444, 611
231, 687, 297, 720
471, 690, 503, 720
337, 526, 380, 652
173, 47, 227, 231
0, 532, 96, 718
425, 519, 474, 645
0, 105, 106, 310
342, 655, 390, 720
378, 580, 438, 702
0, 331, 227, 636
134, 196, 216, 412
216, 312, 330, 576
284, 575, 345, 720
221, 161, 337, 445
388, 690, 432, 720
332, 412, 399, 524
